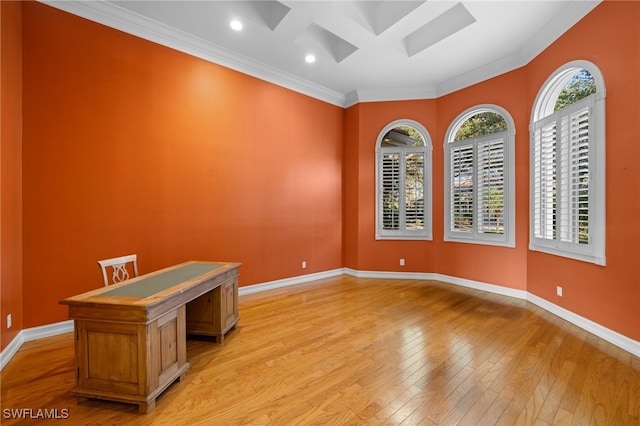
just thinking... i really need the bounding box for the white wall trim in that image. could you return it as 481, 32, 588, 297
0, 320, 73, 371
37, 0, 600, 108
40, 0, 347, 107
526, 293, 639, 357
238, 269, 344, 296
343, 268, 529, 300
433, 273, 528, 301
3, 268, 637, 370
343, 268, 437, 281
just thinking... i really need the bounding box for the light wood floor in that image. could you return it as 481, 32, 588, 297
2, 276, 639, 425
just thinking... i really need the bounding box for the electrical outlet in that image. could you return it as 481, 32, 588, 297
400, 258, 405, 266
302, 261, 307, 269
556, 286, 563, 297
6, 314, 11, 329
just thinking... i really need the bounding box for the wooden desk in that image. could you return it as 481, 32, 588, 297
60, 261, 241, 413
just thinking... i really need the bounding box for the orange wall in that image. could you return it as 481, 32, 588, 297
346, 2, 639, 341
1, 1, 24, 351
20, 3, 344, 328
343, 100, 439, 273
525, 1, 640, 340
348, 72, 530, 289
342, 104, 360, 268
3, 1, 639, 348
434, 68, 530, 290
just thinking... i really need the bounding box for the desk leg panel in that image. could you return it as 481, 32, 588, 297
186, 276, 239, 342
72, 306, 189, 412
75, 320, 146, 397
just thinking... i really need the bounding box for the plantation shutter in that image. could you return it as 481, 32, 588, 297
559, 103, 590, 244
477, 135, 505, 235
533, 96, 592, 247
381, 153, 400, 230
404, 152, 425, 231
533, 120, 557, 241
450, 143, 474, 233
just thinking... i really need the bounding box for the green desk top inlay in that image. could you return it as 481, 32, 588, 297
102, 263, 224, 298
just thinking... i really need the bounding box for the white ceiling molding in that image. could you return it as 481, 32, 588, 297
434, 0, 600, 98
40, 0, 347, 106
39, 1, 601, 108
347, 86, 438, 108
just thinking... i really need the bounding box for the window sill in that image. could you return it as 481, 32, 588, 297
528, 244, 605, 266
444, 235, 515, 248
376, 233, 433, 241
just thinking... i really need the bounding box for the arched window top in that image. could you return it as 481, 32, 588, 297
446, 104, 515, 143
377, 119, 431, 149
532, 60, 605, 122
529, 59, 606, 265
375, 119, 432, 240
443, 104, 516, 247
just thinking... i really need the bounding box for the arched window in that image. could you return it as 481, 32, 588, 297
444, 105, 516, 246
376, 120, 432, 240
530, 60, 606, 265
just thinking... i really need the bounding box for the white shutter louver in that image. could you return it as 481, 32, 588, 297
533, 121, 557, 241
560, 105, 590, 244
381, 153, 400, 230
533, 96, 592, 249
477, 137, 505, 235
450, 144, 474, 233
404, 153, 425, 230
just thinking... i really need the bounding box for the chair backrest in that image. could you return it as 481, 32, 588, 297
97, 254, 139, 286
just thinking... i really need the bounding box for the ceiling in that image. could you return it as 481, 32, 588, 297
43, 1, 600, 107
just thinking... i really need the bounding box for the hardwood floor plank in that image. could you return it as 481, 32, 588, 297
1, 276, 638, 425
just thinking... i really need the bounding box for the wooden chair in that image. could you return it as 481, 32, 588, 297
97, 254, 139, 286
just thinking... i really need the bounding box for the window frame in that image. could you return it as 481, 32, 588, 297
530, 60, 606, 265
375, 119, 433, 241
444, 105, 516, 247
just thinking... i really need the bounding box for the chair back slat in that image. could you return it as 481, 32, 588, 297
97, 254, 138, 286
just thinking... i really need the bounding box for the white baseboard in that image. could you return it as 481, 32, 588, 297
2, 269, 638, 370
0, 320, 73, 371
433, 273, 529, 300
238, 268, 344, 296
343, 268, 529, 300
343, 267, 439, 281
526, 293, 640, 357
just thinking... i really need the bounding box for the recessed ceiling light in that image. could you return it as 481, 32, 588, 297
305, 54, 316, 64
230, 20, 243, 31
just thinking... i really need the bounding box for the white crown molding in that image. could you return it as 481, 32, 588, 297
39, 0, 600, 108
435, 0, 601, 98
1, 268, 637, 371
436, 52, 528, 98
348, 85, 439, 108
39, 0, 347, 107
517, 0, 601, 66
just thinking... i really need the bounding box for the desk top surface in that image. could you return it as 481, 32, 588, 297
60, 261, 241, 308
102, 263, 224, 298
